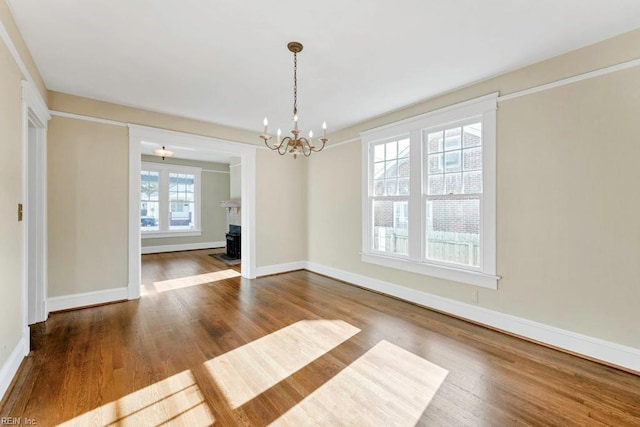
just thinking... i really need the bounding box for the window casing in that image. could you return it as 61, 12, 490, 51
141, 162, 202, 238
361, 94, 499, 288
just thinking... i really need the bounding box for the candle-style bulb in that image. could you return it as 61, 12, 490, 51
322, 121, 327, 130
309, 130, 313, 138
277, 128, 281, 144
293, 114, 298, 122
263, 117, 268, 126
322, 121, 327, 137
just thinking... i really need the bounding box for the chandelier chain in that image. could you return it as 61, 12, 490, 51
293, 51, 298, 116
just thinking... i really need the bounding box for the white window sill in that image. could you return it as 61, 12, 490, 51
142, 230, 202, 239
361, 252, 499, 289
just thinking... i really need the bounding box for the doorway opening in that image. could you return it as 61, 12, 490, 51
128, 125, 257, 300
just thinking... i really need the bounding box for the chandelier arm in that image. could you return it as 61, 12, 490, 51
262, 135, 281, 151
298, 137, 312, 157
309, 138, 328, 152
278, 137, 292, 155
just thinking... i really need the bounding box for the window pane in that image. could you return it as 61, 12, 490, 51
428, 174, 444, 195
398, 139, 410, 158
445, 173, 462, 194
427, 131, 443, 153
374, 162, 385, 179
398, 178, 410, 195
374, 144, 385, 162
373, 180, 385, 196
385, 179, 398, 196
373, 199, 409, 256
444, 128, 461, 150
385, 160, 398, 178
398, 158, 410, 178
426, 198, 480, 267
140, 201, 159, 231
428, 154, 443, 174
140, 171, 159, 201
169, 202, 195, 230
463, 147, 482, 171
444, 151, 461, 172
463, 123, 482, 148
386, 141, 397, 159
463, 171, 482, 194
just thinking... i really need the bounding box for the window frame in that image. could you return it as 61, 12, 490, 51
141, 162, 202, 239
369, 135, 411, 258
361, 93, 499, 289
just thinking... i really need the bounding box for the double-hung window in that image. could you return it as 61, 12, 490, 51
141, 162, 202, 238
361, 94, 499, 288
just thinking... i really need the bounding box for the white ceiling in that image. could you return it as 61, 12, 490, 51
8, 0, 640, 142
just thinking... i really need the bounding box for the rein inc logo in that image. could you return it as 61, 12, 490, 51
1, 418, 37, 425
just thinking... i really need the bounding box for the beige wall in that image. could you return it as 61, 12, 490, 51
140, 155, 230, 247
48, 117, 129, 296
308, 31, 640, 349
0, 0, 47, 101
256, 149, 307, 266
47, 93, 307, 286
229, 160, 241, 200
0, 23, 25, 368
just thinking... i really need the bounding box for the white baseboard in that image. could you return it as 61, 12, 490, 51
256, 261, 307, 277
0, 331, 29, 402
141, 241, 226, 254
305, 262, 640, 373
48, 287, 129, 312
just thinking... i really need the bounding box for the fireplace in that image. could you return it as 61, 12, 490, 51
226, 225, 241, 259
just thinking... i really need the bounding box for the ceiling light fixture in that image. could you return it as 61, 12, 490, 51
260, 41, 328, 159
153, 146, 174, 160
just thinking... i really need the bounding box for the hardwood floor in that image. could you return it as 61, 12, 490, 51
2, 249, 640, 426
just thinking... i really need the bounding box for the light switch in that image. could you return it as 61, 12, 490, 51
18, 203, 23, 222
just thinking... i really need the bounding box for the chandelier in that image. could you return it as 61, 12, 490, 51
260, 41, 328, 159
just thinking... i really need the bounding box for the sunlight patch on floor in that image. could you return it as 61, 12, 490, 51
147, 269, 241, 293
57, 370, 214, 426
270, 340, 448, 426
205, 319, 361, 409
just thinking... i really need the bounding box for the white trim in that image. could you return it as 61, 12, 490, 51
203, 169, 230, 174
128, 133, 143, 299
361, 253, 498, 289
49, 110, 127, 127
21, 81, 49, 331
47, 287, 129, 313
22, 82, 50, 122
256, 261, 307, 277
304, 262, 640, 373
141, 241, 226, 254
142, 231, 202, 239
324, 136, 360, 150
497, 57, 640, 103
0, 16, 35, 84
360, 93, 499, 142
0, 332, 29, 402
